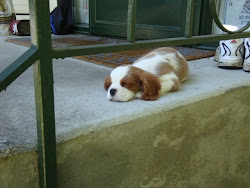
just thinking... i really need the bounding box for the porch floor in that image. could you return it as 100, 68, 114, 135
0, 35, 250, 156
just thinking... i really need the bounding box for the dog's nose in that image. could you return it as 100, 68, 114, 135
110, 89, 117, 96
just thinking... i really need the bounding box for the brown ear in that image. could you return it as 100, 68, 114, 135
104, 76, 112, 90
138, 72, 161, 101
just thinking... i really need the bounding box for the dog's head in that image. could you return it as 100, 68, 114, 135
104, 66, 161, 102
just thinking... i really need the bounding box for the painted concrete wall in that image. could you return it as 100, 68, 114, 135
12, 0, 57, 13
225, 0, 250, 28
12, 0, 57, 19
0, 87, 249, 188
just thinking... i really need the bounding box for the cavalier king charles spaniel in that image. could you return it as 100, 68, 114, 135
104, 47, 189, 102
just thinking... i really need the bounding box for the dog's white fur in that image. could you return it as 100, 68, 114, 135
104, 47, 189, 102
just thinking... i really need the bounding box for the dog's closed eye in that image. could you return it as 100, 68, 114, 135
121, 81, 127, 87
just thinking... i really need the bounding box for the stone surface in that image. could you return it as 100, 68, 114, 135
0, 87, 249, 187
0, 35, 250, 187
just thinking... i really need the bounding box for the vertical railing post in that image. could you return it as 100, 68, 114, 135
185, 0, 195, 38
29, 0, 57, 187
127, 0, 137, 43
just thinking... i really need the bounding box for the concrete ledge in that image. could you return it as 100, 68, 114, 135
0, 36, 250, 187
1, 87, 249, 187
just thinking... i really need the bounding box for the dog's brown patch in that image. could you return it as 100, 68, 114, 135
104, 76, 112, 90
128, 66, 161, 101
134, 53, 156, 63
155, 47, 189, 82
154, 47, 177, 54
175, 53, 189, 82
120, 75, 140, 94
156, 62, 175, 76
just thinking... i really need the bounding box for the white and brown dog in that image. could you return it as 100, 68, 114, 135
104, 47, 189, 102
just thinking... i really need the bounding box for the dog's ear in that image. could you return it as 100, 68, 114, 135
137, 72, 161, 101
104, 76, 112, 90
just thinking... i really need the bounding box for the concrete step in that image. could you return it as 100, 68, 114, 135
0, 36, 249, 187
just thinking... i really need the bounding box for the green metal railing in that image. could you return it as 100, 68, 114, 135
0, 0, 249, 187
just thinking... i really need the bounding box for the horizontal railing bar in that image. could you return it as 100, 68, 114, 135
52, 32, 250, 59
0, 45, 38, 92
1, 32, 247, 93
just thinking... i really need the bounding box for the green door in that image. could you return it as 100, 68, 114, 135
90, 0, 197, 39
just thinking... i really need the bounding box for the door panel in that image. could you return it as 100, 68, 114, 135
90, 0, 188, 39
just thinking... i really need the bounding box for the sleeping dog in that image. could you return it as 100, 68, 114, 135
104, 47, 189, 102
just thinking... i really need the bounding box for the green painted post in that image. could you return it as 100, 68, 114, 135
29, 0, 57, 187
127, 0, 137, 43
89, 0, 96, 35
185, 0, 195, 38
